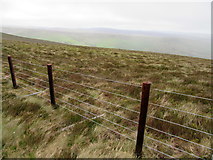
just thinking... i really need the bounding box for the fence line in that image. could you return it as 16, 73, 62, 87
55, 76, 141, 102
58, 99, 176, 159
58, 99, 135, 140
7, 68, 213, 119
16, 73, 212, 136
143, 145, 175, 158
57, 91, 138, 125
13, 58, 46, 68
7, 65, 213, 136
55, 68, 141, 88
154, 89, 213, 101
148, 115, 213, 136
21, 90, 45, 97
3, 57, 213, 102
16, 75, 48, 90
3, 55, 212, 158
54, 84, 140, 114
13, 67, 213, 136
15, 68, 213, 120
146, 125, 212, 150
145, 135, 203, 159
14, 65, 47, 76
17, 82, 50, 102
16, 74, 137, 132
57, 97, 135, 132
150, 103, 212, 120
6, 79, 176, 158
16, 71, 49, 84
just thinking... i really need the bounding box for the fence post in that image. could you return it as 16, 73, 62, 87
47, 64, 56, 107
7, 55, 18, 89
135, 82, 151, 158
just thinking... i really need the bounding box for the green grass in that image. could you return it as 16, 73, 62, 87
1, 33, 212, 158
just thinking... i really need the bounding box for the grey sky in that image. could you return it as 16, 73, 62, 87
1, 0, 211, 34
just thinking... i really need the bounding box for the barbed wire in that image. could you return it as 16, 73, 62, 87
148, 115, 213, 136
3, 54, 141, 88
54, 76, 141, 102
18, 82, 50, 102
143, 144, 175, 158
154, 89, 213, 101
57, 91, 138, 125
3, 55, 212, 102
57, 98, 135, 132
145, 135, 204, 159
150, 103, 212, 120
57, 99, 176, 158
13, 58, 46, 68
58, 99, 135, 141
5, 79, 177, 158
146, 125, 212, 150
15, 65, 47, 76
55, 82, 213, 137
7, 68, 213, 136
54, 84, 140, 114
11, 72, 213, 137
16, 71, 49, 84
54, 68, 141, 88
16, 75, 48, 90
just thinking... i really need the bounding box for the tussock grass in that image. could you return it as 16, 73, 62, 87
1, 34, 212, 158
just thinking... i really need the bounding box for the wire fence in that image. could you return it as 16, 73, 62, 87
2, 55, 212, 159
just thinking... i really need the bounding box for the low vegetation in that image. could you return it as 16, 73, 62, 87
1, 33, 212, 158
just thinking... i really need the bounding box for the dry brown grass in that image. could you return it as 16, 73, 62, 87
1, 34, 212, 158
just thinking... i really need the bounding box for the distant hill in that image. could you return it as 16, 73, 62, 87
2, 27, 211, 59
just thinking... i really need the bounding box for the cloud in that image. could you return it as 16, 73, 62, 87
1, 0, 211, 33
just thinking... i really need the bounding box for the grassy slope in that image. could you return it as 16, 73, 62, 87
3, 27, 211, 59
1, 33, 212, 158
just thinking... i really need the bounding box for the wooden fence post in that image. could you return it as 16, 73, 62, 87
8, 55, 18, 89
135, 82, 151, 158
47, 64, 56, 107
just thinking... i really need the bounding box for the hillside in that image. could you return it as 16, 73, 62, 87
1, 33, 212, 158
3, 27, 211, 59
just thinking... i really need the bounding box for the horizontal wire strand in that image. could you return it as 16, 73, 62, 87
148, 115, 213, 136
16, 71, 49, 83
14, 65, 47, 76
15, 73, 213, 136
150, 103, 212, 120
57, 91, 138, 125
3, 55, 212, 102
2, 55, 141, 88
9, 68, 213, 136
54, 84, 140, 114
18, 82, 50, 102
16, 75, 48, 90
57, 98, 135, 132
54, 76, 141, 102
146, 125, 212, 150
55, 67, 141, 88
58, 99, 136, 141
143, 144, 175, 158
13, 58, 46, 68
5, 69, 209, 158
145, 135, 204, 159
154, 89, 213, 101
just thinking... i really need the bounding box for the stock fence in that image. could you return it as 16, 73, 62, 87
2, 55, 213, 159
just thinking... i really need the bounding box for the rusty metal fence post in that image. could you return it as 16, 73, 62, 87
8, 55, 18, 88
47, 64, 56, 107
135, 82, 151, 158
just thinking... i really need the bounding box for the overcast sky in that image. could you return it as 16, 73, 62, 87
1, 0, 211, 34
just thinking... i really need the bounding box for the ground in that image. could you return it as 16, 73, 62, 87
1, 33, 212, 158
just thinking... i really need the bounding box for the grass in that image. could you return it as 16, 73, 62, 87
1, 33, 212, 158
